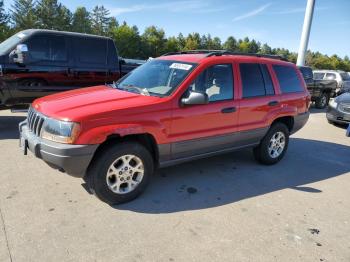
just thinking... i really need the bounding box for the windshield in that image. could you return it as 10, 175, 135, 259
114, 59, 197, 97
340, 73, 350, 81
0, 32, 26, 55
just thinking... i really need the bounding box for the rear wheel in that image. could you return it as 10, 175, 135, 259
315, 93, 329, 109
253, 123, 289, 165
86, 142, 154, 205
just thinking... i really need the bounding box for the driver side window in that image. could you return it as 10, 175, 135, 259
188, 64, 234, 102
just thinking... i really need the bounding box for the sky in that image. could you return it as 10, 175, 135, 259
4, 0, 350, 58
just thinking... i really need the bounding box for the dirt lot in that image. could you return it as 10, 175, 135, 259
0, 108, 349, 262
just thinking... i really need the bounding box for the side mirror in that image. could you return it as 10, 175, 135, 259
10, 44, 29, 64
181, 91, 209, 106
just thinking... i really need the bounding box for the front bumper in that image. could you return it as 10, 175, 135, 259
326, 107, 350, 125
19, 121, 98, 178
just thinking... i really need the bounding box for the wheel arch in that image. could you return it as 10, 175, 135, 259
91, 133, 160, 166
270, 116, 294, 132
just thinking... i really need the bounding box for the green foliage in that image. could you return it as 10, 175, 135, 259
111, 22, 143, 58
11, 0, 37, 30
72, 7, 92, 34
0, 1, 349, 70
91, 5, 110, 36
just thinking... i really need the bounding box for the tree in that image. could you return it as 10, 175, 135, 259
223, 36, 238, 52
11, 0, 38, 30
56, 5, 72, 31
91, 5, 110, 35
184, 33, 201, 50
142, 26, 166, 57
260, 43, 272, 54
0, 0, 10, 41
111, 22, 143, 58
36, 0, 71, 30
72, 7, 92, 33
164, 36, 180, 54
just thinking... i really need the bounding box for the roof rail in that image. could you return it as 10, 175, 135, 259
162, 50, 288, 61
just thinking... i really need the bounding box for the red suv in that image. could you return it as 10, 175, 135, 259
19, 51, 310, 205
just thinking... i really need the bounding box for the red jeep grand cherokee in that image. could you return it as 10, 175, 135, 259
19, 51, 310, 204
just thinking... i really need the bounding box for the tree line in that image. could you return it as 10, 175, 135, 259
0, 0, 349, 71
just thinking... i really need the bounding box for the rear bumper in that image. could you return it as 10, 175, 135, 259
326, 107, 350, 125
291, 112, 310, 135
19, 121, 98, 178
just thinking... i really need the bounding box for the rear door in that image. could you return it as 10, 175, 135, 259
237, 63, 278, 146
72, 37, 109, 87
170, 63, 239, 159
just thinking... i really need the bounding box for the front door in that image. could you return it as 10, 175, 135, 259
170, 63, 239, 159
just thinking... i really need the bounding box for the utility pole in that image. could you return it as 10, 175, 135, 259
297, 0, 316, 66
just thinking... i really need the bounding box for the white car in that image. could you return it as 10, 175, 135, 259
313, 70, 350, 94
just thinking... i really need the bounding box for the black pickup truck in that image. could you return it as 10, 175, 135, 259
0, 29, 144, 109
298, 66, 337, 109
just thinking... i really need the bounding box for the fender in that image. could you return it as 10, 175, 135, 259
265, 105, 298, 126
75, 122, 167, 145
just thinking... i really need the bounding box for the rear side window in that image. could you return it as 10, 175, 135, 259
25, 35, 67, 62
325, 73, 336, 80
314, 72, 325, 80
78, 38, 107, 64
240, 63, 275, 98
273, 65, 304, 93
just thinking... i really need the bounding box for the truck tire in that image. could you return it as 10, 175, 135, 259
253, 123, 289, 165
86, 142, 154, 205
315, 93, 329, 109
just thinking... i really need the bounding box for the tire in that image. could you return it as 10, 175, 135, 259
315, 93, 329, 109
86, 142, 154, 205
253, 123, 289, 165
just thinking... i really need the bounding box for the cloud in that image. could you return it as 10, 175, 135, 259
272, 6, 329, 15
233, 3, 272, 22
109, 1, 227, 16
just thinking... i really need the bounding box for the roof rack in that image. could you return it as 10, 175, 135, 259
162, 50, 288, 61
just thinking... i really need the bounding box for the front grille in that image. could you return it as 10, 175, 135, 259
27, 107, 46, 136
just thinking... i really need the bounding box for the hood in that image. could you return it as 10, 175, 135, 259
32, 85, 162, 121
336, 92, 350, 103
342, 81, 350, 89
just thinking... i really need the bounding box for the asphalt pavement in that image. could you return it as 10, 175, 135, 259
0, 108, 349, 262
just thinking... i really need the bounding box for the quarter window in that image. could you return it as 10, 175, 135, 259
79, 38, 107, 64
188, 64, 234, 102
273, 65, 304, 93
240, 63, 275, 98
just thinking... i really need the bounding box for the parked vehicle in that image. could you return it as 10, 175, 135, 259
298, 66, 337, 109
19, 50, 310, 204
0, 29, 142, 109
327, 92, 350, 125
313, 70, 350, 95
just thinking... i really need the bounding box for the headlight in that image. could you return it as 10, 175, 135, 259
41, 118, 81, 144
328, 99, 338, 109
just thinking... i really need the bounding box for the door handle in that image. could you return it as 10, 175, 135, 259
221, 107, 237, 113
268, 101, 279, 107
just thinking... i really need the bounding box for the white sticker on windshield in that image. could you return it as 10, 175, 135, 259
17, 33, 26, 39
170, 63, 192, 71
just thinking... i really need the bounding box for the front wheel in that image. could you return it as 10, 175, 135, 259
253, 123, 289, 165
86, 142, 154, 205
